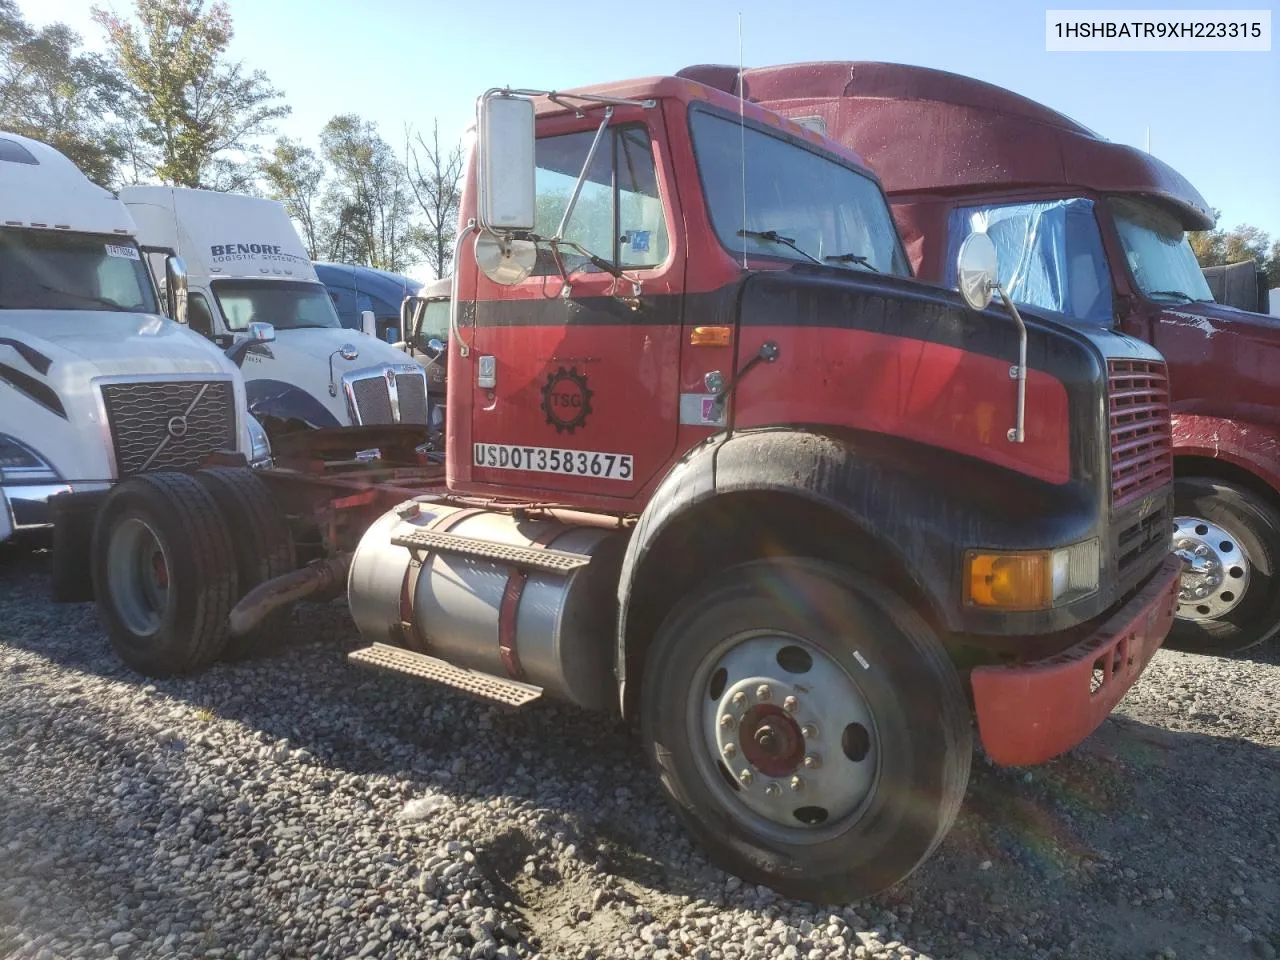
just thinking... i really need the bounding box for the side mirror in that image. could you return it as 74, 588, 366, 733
247, 321, 275, 344
360, 309, 377, 338
956, 232, 998, 312
478, 93, 536, 233
164, 255, 188, 325
423, 337, 445, 359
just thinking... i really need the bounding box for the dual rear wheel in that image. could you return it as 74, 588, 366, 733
91, 468, 294, 677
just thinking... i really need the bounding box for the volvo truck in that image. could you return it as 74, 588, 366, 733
0, 131, 267, 547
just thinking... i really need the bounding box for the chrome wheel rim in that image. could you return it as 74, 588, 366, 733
1173, 516, 1251, 620
690, 630, 880, 844
106, 518, 170, 636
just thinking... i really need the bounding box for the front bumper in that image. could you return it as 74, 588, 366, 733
0, 482, 73, 538
970, 552, 1182, 766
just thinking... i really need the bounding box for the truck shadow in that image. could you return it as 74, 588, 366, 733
3, 558, 1278, 959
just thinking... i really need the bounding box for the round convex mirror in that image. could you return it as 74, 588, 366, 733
956, 232, 998, 311
475, 234, 537, 285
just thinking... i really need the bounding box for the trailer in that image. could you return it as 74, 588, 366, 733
58, 77, 1181, 902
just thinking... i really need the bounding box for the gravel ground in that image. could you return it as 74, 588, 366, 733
1, 541, 1278, 960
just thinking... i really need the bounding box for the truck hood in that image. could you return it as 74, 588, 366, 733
1154, 298, 1280, 339
270, 327, 416, 367
0, 310, 238, 378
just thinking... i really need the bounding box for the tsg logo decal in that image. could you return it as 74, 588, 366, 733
540, 365, 593, 434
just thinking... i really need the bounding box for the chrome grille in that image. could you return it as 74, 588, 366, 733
100, 380, 236, 476
395, 373, 429, 425
351, 376, 394, 424
1108, 359, 1173, 509
345, 366, 430, 426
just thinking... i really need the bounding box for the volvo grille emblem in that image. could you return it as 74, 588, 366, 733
166, 415, 189, 439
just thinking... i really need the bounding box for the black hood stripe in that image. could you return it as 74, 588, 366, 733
0, 337, 52, 375
0, 361, 67, 419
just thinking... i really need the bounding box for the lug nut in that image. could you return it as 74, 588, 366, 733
803, 753, 821, 770
723, 742, 737, 758
720, 714, 736, 730
764, 782, 781, 797
782, 696, 799, 713
731, 691, 748, 708
801, 724, 819, 740
739, 769, 754, 786
756, 684, 772, 702
790, 775, 805, 792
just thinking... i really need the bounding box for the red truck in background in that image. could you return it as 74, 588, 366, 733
680, 60, 1280, 655
57, 75, 1180, 902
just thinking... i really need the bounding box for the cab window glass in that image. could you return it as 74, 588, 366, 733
187, 292, 215, 337
945, 198, 1113, 326
533, 124, 669, 274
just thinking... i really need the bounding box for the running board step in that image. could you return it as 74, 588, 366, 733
348, 643, 543, 707
391, 529, 591, 575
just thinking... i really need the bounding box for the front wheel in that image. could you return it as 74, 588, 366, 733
641, 559, 971, 903
1168, 477, 1280, 655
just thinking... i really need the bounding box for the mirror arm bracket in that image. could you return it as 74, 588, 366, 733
999, 289, 1028, 444
554, 106, 614, 242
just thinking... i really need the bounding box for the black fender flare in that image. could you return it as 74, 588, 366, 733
614, 428, 955, 713
246, 379, 342, 431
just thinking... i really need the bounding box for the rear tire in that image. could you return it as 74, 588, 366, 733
1168, 477, 1280, 655
91, 472, 236, 677
194, 467, 296, 658
641, 558, 971, 903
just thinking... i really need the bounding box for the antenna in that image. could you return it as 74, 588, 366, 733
738, 12, 747, 269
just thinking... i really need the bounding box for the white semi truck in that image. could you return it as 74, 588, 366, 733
120, 187, 431, 442
0, 131, 268, 546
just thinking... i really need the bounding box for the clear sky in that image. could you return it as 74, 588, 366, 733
18, 0, 1280, 242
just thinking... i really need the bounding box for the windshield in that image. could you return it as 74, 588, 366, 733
419, 298, 450, 342
946, 198, 1114, 326
1109, 197, 1214, 303
210, 278, 342, 332
688, 108, 910, 276
0, 228, 158, 313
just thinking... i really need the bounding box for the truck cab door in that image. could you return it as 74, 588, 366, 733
466, 112, 684, 504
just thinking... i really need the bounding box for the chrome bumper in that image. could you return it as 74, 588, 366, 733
1, 482, 74, 538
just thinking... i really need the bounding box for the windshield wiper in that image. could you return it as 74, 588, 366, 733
35, 282, 132, 311
1146, 289, 1194, 302
737, 229, 822, 264
823, 251, 881, 273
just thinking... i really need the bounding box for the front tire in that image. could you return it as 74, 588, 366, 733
91, 472, 237, 677
1168, 477, 1280, 655
641, 558, 971, 903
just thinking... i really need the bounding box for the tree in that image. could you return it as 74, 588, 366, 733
0, 0, 126, 185
319, 114, 413, 272
91, 0, 289, 188
260, 137, 326, 258
406, 120, 464, 279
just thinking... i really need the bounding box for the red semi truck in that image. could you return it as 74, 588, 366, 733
56, 76, 1180, 901
680, 60, 1280, 655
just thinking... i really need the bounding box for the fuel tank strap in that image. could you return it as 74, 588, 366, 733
496, 525, 576, 683
397, 508, 487, 652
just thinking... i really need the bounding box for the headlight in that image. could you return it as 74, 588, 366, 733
0, 435, 60, 483
429, 401, 446, 430
965, 539, 1100, 610
244, 414, 272, 467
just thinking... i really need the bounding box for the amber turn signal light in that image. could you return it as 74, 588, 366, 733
966, 551, 1051, 610
689, 325, 732, 347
